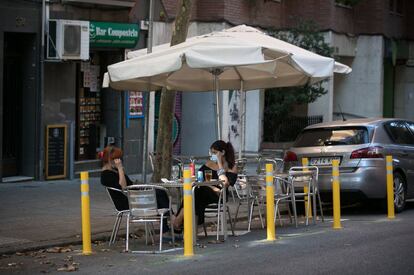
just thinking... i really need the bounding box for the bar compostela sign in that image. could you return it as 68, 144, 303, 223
90, 21, 139, 48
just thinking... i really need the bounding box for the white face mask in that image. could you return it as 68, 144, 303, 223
210, 154, 218, 162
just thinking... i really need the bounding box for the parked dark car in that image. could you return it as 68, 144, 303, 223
284, 118, 414, 212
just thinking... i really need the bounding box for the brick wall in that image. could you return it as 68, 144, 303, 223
159, 0, 413, 39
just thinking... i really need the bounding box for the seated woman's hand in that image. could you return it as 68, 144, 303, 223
219, 174, 229, 187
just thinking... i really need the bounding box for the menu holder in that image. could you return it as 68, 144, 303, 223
46, 124, 67, 179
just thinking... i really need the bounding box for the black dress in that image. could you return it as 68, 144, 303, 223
100, 169, 132, 211
194, 165, 237, 225
100, 169, 170, 211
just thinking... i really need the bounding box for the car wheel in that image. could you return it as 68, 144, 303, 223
393, 172, 406, 213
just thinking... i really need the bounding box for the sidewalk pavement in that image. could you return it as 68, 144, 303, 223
0, 175, 253, 255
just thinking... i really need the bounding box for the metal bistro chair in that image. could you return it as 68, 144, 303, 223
288, 166, 324, 227
247, 175, 266, 231
105, 187, 130, 246
125, 185, 175, 253
233, 174, 252, 230
194, 181, 235, 241
246, 159, 293, 230
265, 158, 293, 226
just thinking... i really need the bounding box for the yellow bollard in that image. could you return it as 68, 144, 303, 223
386, 156, 395, 219
332, 160, 342, 229
183, 169, 194, 256
301, 158, 312, 219
266, 163, 276, 241
80, 171, 92, 255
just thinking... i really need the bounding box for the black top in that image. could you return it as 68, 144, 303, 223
198, 164, 237, 187
101, 169, 132, 211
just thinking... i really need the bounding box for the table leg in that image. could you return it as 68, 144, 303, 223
223, 186, 227, 240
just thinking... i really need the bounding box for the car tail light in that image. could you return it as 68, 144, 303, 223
284, 151, 298, 162
350, 146, 384, 159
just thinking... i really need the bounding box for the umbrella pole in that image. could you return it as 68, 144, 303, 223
239, 81, 245, 159
214, 71, 221, 140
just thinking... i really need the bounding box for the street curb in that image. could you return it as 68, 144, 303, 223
0, 231, 112, 256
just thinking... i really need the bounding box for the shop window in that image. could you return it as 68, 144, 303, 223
76, 60, 102, 161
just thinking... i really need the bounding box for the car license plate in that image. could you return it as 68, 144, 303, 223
309, 156, 341, 166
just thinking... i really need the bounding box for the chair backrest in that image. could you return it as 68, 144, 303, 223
288, 166, 318, 188
106, 187, 129, 212
234, 176, 251, 199
127, 185, 158, 217
235, 158, 247, 175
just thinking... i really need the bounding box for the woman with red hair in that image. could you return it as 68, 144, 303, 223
100, 145, 170, 218
100, 145, 132, 211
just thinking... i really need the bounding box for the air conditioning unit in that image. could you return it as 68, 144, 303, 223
47, 19, 89, 60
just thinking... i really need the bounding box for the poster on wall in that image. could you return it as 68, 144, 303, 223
89, 65, 100, 92
125, 91, 144, 128
128, 91, 144, 117
227, 90, 241, 152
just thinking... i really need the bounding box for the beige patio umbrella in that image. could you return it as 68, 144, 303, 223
103, 25, 352, 156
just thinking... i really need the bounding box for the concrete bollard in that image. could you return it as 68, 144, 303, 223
301, 158, 312, 218
332, 160, 342, 229
386, 156, 395, 219
80, 171, 92, 255
266, 163, 276, 241
183, 169, 194, 256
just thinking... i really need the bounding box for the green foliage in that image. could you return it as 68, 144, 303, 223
263, 20, 334, 142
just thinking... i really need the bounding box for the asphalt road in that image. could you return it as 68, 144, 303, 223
1, 202, 414, 275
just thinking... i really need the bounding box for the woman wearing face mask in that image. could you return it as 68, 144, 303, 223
173, 140, 238, 232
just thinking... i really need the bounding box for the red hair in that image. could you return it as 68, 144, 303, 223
102, 146, 123, 165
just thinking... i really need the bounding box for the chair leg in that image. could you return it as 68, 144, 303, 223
317, 188, 325, 222
170, 211, 175, 245
115, 214, 123, 242
144, 222, 149, 245
227, 206, 235, 236
274, 201, 283, 227
291, 187, 298, 228
109, 213, 121, 246
216, 209, 221, 241
248, 199, 255, 232
287, 203, 293, 224
126, 214, 130, 252
277, 207, 283, 227
149, 222, 155, 245
305, 189, 311, 226
312, 185, 317, 225
230, 188, 236, 203
257, 198, 264, 229
159, 214, 164, 251
203, 223, 208, 237
234, 202, 241, 229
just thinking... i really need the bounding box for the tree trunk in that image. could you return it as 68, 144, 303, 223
152, 0, 193, 182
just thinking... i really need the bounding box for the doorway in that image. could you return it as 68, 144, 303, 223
2, 32, 37, 180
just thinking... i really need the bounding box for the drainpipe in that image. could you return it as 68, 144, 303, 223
37, 0, 47, 180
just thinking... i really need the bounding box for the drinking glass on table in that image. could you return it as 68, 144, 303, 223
171, 165, 180, 180
205, 170, 212, 181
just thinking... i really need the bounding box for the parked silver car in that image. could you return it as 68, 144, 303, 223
284, 118, 414, 212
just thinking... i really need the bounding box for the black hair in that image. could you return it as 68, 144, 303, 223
210, 140, 235, 169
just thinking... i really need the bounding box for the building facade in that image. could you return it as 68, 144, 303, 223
0, 0, 147, 182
